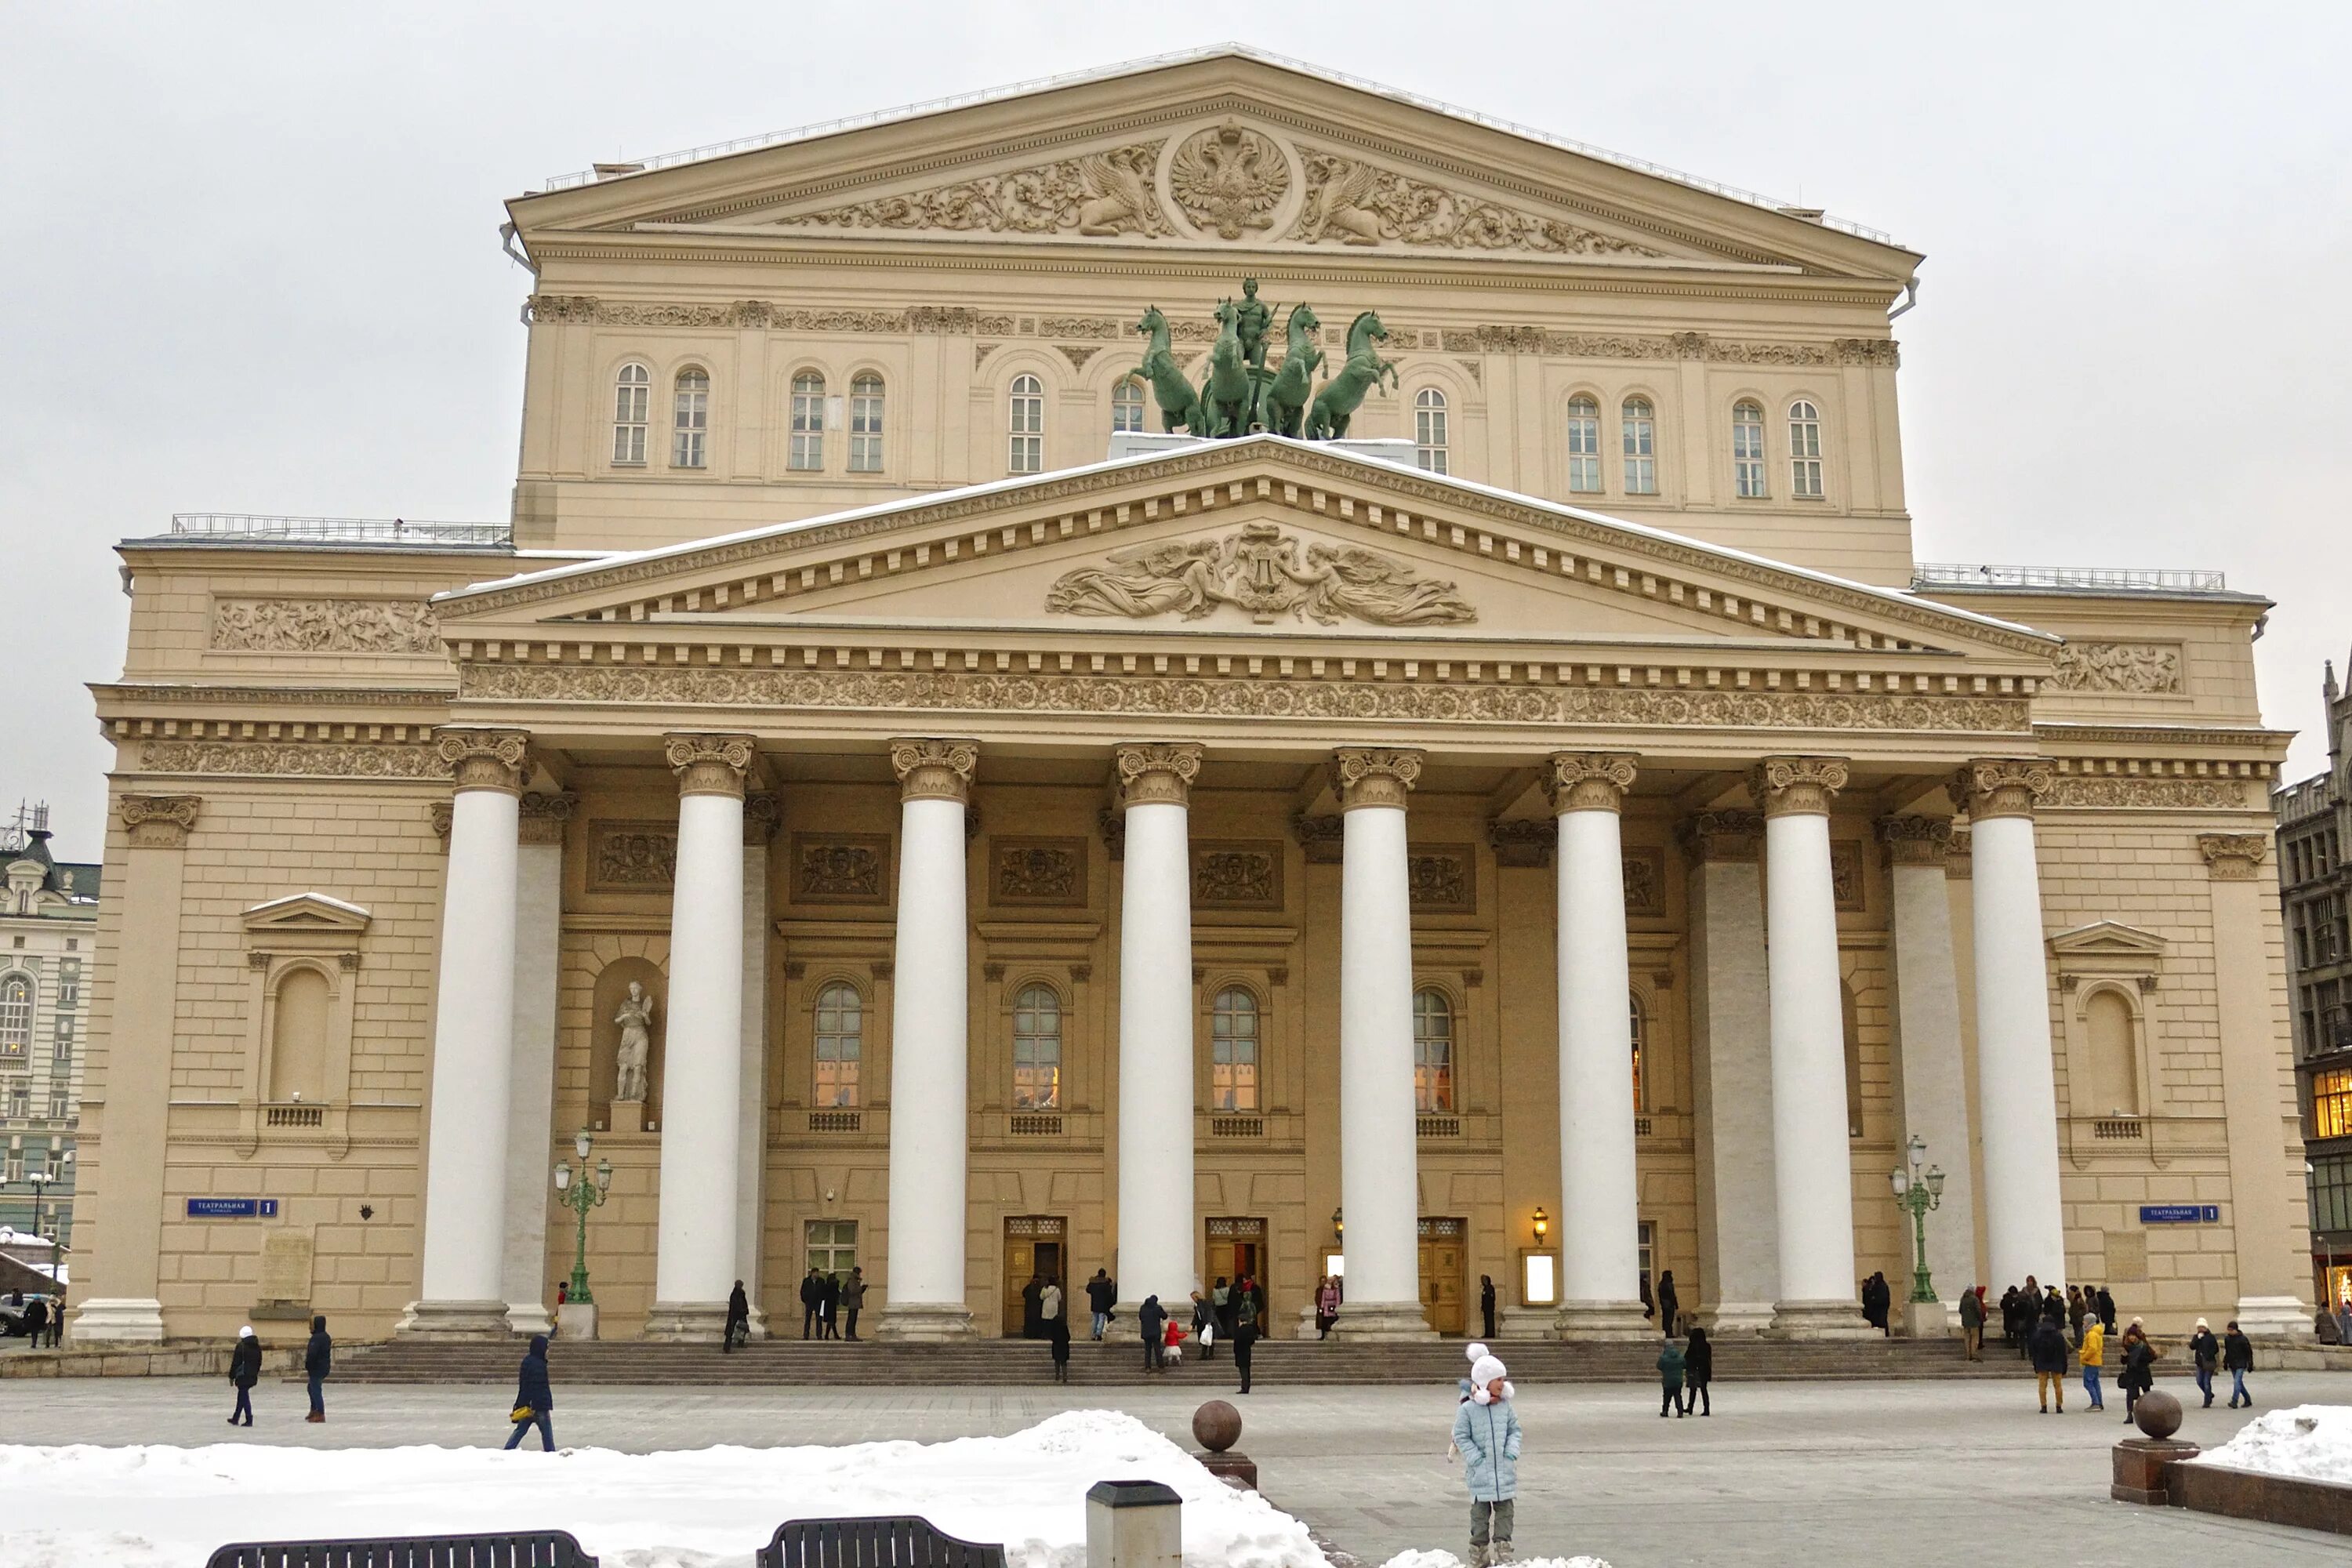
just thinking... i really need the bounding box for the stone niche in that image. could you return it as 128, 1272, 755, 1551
590, 957, 666, 1131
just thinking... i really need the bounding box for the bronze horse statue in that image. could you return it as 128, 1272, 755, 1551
1132, 305, 1203, 434
1304, 310, 1398, 440
1196, 297, 1257, 438
1259, 303, 1323, 438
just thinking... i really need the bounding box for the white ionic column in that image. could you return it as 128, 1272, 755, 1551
1113, 743, 1203, 1308
1751, 757, 1871, 1338
1545, 753, 1651, 1339
736, 792, 779, 1338
876, 739, 979, 1341
1955, 760, 2067, 1294
501, 791, 572, 1335
1682, 809, 1779, 1334
1332, 747, 1434, 1339
406, 729, 530, 1337
645, 735, 754, 1341
1879, 815, 1981, 1321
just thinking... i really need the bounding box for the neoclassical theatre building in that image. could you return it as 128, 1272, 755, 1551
74, 49, 2311, 1344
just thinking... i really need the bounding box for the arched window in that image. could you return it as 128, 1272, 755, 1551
1841, 982, 1864, 1138
1413, 988, 1454, 1112
612, 364, 650, 465
1013, 983, 1062, 1109
1733, 401, 1767, 497
1007, 375, 1045, 474
1788, 400, 1824, 498
2087, 989, 2140, 1116
672, 368, 710, 468
1565, 395, 1602, 492
849, 373, 884, 473
1629, 993, 1647, 1112
1211, 986, 1261, 1112
788, 372, 826, 471
0, 974, 30, 1058
814, 981, 863, 1108
1414, 388, 1450, 474
1621, 397, 1657, 495
268, 967, 330, 1103
1112, 376, 1148, 434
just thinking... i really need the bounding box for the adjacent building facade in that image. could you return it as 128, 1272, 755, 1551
2278, 658, 2352, 1315
2, 804, 98, 1253
71, 49, 2313, 1345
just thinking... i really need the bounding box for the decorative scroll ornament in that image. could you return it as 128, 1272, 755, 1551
777, 142, 1172, 238
1330, 747, 1423, 811
891, 738, 978, 803
664, 733, 757, 798
2047, 642, 2183, 695
2197, 833, 2269, 880
1748, 757, 1849, 818
1875, 815, 1953, 867
1543, 753, 1639, 815
212, 598, 441, 654
1287, 146, 1666, 256
517, 790, 578, 847
1951, 758, 2052, 821
118, 793, 201, 848
1047, 522, 1475, 627
434, 729, 530, 795
1487, 818, 1557, 868
1678, 809, 1765, 864
743, 790, 782, 846
1170, 120, 1290, 240
1114, 742, 1203, 808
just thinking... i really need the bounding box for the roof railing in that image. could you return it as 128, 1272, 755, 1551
1911, 563, 2230, 595
537, 44, 1894, 245
165, 514, 512, 547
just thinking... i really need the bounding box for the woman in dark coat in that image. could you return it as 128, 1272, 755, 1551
2118, 1323, 2159, 1423
1479, 1276, 1498, 1341
1139, 1294, 1167, 1373
1682, 1325, 1714, 1415
504, 1334, 556, 1450
1047, 1294, 1072, 1384
227, 1326, 262, 1426
1657, 1272, 1680, 1338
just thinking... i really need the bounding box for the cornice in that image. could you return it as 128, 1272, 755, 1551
2031, 721, 2292, 752
94, 684, 455, 711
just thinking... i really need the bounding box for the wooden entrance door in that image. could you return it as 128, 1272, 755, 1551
1419, 1216, 1468, 1335
1002, 1215, 1066, 1338
1205, 1217, 1269, 1333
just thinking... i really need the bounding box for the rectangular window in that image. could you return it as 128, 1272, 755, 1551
1565, 400, 1602, 492
1733, 406, 1768, 497
848, 379, 884, 473
52, 1011, 71, 1058
805, 1218, 858, 1278
7, 1080, 26, 1118
56, 960, 78, 1009
49, 1091, 68, 1121
788, 380, 825, 471
673, 374, 709, 468
2315, 1154, 2352, 1234
1621, 401, 1657, 495
2314, 1069, 2352, 1139
1789, 403, 1824, 498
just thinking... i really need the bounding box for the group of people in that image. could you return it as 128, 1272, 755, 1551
1954, 1274, 2259, 1418
793, 1267, 866, 1341
4, 1289, 62, 1348
216, 1315, 334, 1427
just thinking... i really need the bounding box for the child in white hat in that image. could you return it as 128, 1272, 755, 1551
1451, 1351, 1520, 1565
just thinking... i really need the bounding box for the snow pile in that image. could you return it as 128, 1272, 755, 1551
2190, 1404, 2352, 1483
1377, 1553, 1609, 1568
0, 1410, 1323, 1568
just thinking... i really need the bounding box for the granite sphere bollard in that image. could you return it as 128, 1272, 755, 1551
2133, 1388, 2183, 1441
1192, 1399, 1242, 1454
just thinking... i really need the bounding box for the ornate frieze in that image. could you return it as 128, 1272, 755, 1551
118, 793, 201, 849
517, 790, 577, 847
2038, 776, 2252, 811
1678, 809, 1764, 864
1486, 818, 1556, 868
776, 140, 1174, 238
1952, 758, 2051, 821
1748, 757, 1849, 818
1046, 522, 1475, 627
1542, 752, 1639, 815
891, 738, 978, 804
589, 822, 677, 891
2197, 834, 2269, 880
434, 729, 530, 795
1621, 847, 1668, 916
993, 837, 1087, 907
664, 733, 757, 799
1330, 748, 1422, 811
1875, 815, 1952, 868
211, 598, 441, 654
2046, 643, 2183, 695
1113, 742, 1203, 808
1288, 144, 1663, 256
1191, 841, 1283, 909
138, 740, 448, 779
792, 834, 888, 904
1407, 848, 1477, 913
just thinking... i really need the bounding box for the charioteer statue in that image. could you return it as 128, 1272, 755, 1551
1129, 278, 1394, 442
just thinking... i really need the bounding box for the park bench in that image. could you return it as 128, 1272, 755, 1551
205, 1529, 597, 1567
757, 1515, 1006, 1568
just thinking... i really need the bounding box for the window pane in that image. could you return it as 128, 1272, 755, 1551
1413, 988, 1454, 1112
1112, 378, 1147, 434
673, 369, 709, 468
789, 372, 826, 471
814, 982, 863, 1108
1014, 983, 1062, 1109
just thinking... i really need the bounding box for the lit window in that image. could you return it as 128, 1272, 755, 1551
1566, 395, 1601, 492
2318, 1069, 2352, 1141
1211, 987, 1261, 1112
1414, 389, 1449, 474
814, 982, 863, 1109
672, 368, 710, 468
1621, 397, 1657, 494
849, 373, 884, 473
1630, 993, 1646, 1112
1789, 400, 1824, 498
1013, 983, 1062, 1109
0, 975, 29, 1060
612, 364, 650, 465
1112, 376, 1148, 434
788, 372, 826, 471
1413, 988, 1454, 1112
1008, 375, 1045, 474
1733, 401, 1767, 497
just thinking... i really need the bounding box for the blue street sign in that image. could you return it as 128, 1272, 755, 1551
186, 1198, 279, 1218
2139, 1204, 2220, 1225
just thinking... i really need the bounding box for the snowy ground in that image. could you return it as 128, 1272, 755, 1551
2192, 1404, 2352, 1484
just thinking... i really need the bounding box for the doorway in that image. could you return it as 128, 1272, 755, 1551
1206, 1216, 1269, 1334
1002, 1214, 1066, 1338
1419, 1216, 1468, 1335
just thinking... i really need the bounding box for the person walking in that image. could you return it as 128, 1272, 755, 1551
2188, 1319, 2220, 1408
2079, 1316, 2107, 1410
503, 1333, 556, 1450
1087, 1269, 1116, 1341
1657, 1337, 1687, 1418
1211, 1276, 1233, 1343
800, 1269, 822, 1339
2097, 1286, 2118, 1334
1958, 1284, 1984, 1361
724, 1280, 750, 1353
1453, 1352, 1520, 1566
841, 1268, 866, 1341
819, 1272, 841, 1340
2119, 1320, 2158, 1424
1479, 1275, 1498, 1341
303, 1315, 332, 1423
1139, 1294, 1167, 1374
2030, 1314, 2069, 1414
1232, 1294, 1258, 1396
1190, 1290, 1215, 1360
1316, 1276, 1341, 1339
1040, 1276, 1063, 1343
1020, 1273, 1044, 1340
2223, 1320, 2254, 1408
1048, 1290, 1073, 1385
23, 1297, 48, 1348
1682, 1326, 1713, 1415
1657, 1271, 1681, 1339
227, 1326, 261, 1426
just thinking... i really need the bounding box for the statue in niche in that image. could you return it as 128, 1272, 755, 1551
613, 981, 655, 1104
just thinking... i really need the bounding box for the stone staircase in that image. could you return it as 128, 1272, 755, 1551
335, 1332, 2020, 1386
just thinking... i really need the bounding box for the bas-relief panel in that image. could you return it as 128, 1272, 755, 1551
588, 822, 677, 893
992, 837, 1087, 908
1621, 847, 1667, 917
2046, 644, 2183, 695
1407, 846, 1476, 914
1192, 841, 1283, 911
210, 598, 441, 654
1831, 840, 1866, 913
793, 834, 891, 906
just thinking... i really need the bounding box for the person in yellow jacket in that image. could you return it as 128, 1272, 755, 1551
2079, 1318, 2107, 1411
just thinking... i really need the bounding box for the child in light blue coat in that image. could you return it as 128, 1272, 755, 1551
1450, 1352, 1521, 1566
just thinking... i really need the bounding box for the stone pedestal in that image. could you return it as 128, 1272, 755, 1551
397, 1299, 516, 1338
2111, 1438, 2199, 1504
1330, 1299, 1437, 1341
1762, 1301, 1878, 1341
1497, 1305, 1560, 1339
1903, 1298, 1950, 1339
1200, 1452, 1259, 1489
873, 1301, 977, 1343
641, 1302, 728, 1343
558, 1301, 598, 1341
1555, 1301, 1661, 1341
609, 1100, 644, 1134
1087, 1479, 1183, 1568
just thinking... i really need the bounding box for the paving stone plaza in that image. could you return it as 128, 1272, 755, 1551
6, 1368, 2349, 1564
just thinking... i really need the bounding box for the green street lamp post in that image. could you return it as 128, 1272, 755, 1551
1889, 1133, 1946, 1305
553, 1128, 613, 1307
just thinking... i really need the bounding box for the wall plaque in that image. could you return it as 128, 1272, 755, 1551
258, 1229, 315, 1302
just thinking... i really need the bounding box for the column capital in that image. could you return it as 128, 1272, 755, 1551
890, 738, 978, 804
1330, 747, 1422, 811
1543, 752, 1639, 815
1113, 742, 1203, 808
517, 790, 577, 846
1290, 811, 1345, 863
434, 728, 531, 796
743, 790, 782, 845
664, 733, 757, 799
1748, 757, 1849, 818
1875, 815, 1953, 868
2198, 833, 2269, 880
1677, 808, 1764, 863
1951, 758, 2051, 821
118, 793, 201, 849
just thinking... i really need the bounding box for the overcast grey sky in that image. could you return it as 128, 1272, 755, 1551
5, 2, 2347, 859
